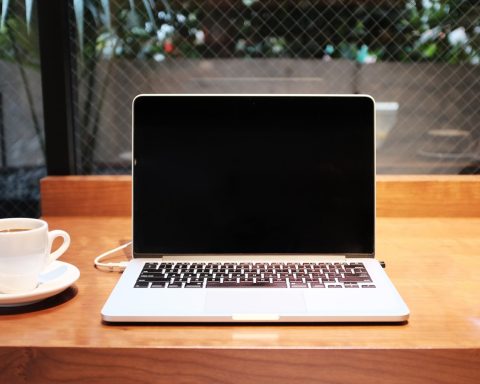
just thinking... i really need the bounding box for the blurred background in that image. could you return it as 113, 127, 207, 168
1, 0, 479, 218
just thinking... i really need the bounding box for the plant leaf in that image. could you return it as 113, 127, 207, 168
1, 0, 9, 32
25, 0, 33, 33
141, 0, 157, 30
73, 0, 84, 53
127, 9, 141, 29
160, 0, 173, 16
101, 0, 111, 30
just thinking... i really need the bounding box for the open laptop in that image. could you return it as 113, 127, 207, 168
101, 94, 410, 322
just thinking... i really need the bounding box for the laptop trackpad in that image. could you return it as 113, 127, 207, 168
205, 291, 306, 314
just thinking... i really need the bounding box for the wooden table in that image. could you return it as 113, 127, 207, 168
1, 176, 480, 383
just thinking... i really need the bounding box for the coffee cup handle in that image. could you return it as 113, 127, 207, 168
47, 230, 71, 264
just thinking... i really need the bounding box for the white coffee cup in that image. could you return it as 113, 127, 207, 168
0, 218, 70, 294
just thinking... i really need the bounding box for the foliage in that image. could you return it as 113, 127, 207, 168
73, 1, 204, 62
2, 0, 479, 64
230, 0, 480, 64
0, 6, 44, 160
0, 15, 38, 68
114, 4, 204, 60
72, 1, 205, 173
1, 0, 478, 173
398, 0, 480, 64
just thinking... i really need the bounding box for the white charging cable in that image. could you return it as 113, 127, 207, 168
94, 241, 132, 272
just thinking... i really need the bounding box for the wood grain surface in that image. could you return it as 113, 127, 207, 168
40, 176, 132, 217
1, 348, 479, 384
40, 175, 480, 217
1, 216, 479, 383
376, 175, 480, 217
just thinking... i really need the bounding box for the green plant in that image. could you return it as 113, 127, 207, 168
0, 5, 44, 162
1, 1, 478, 172
75, 0, 204, 173
400, 0, 480, 64
1, 0, 206, 173
113, 2, 204, 60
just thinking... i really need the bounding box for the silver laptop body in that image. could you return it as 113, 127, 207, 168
102, 94, 409, 322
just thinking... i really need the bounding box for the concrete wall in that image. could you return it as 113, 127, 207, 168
0, 61, 44, 168
2, 58, 478, 173
95, 58, 480, 173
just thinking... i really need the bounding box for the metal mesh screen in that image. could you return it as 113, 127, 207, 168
0, 2, 45, 218
70, 0, 480, 175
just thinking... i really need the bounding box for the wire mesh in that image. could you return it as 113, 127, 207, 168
70, 0, 480, 176
0, 2, 45, 218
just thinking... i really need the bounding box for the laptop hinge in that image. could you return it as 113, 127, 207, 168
345, 253, 374, 259
135, 254, 350, 262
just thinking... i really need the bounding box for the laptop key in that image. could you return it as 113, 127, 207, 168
150, 283, 167, 288
207, 282, 239, 288
167, 282, 183, 288
245, 281, 282, 287
141, 269, 161, 273
270, 282, 288, 288
185, 282, 204, 288
290, 282, 308, 288
134, 282, 149, 288
339, 277, 372, 283
144, 279, 169, 285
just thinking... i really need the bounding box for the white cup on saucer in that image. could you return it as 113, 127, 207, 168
0, 218, 70, 294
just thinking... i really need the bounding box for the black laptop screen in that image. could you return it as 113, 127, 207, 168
133, 95, 374, 255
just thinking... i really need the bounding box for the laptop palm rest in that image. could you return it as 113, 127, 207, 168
205, 291, 306, 314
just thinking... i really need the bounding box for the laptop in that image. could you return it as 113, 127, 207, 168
101, 94, 410, 322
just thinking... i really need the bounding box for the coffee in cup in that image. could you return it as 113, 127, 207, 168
0, 218, 70, 294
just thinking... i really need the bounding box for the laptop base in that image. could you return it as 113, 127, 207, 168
102, 258, 409, 323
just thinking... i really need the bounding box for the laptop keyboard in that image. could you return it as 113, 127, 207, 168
133, 262, 375, 288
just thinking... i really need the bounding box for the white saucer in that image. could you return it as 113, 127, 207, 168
0, 261, 80, 307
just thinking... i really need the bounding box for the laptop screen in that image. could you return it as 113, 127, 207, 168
133, 95, 374, 255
